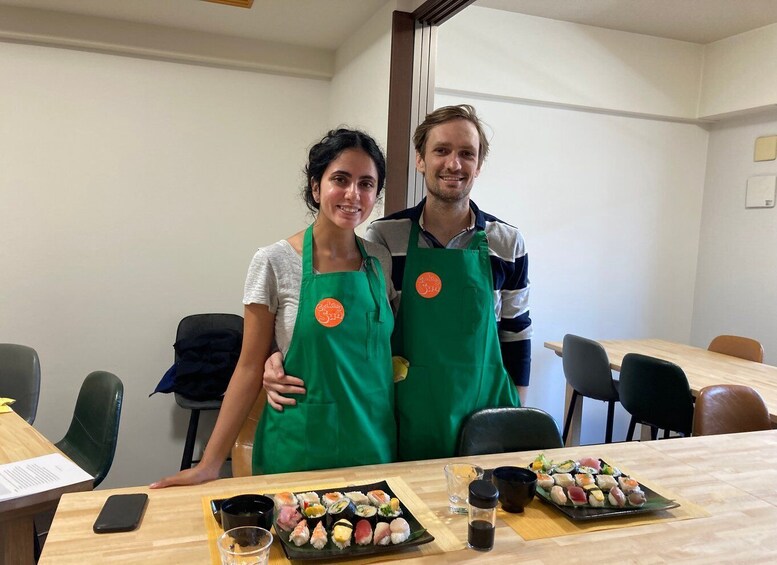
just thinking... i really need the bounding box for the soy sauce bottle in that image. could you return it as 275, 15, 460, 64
468, 479, 498, 551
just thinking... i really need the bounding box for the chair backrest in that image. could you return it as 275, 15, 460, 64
619, 353, 695, 436
456, 407, 563, 456
231, 391, 267, 477
56, 371, 124, 488
0, 343, 41, 424
561, 334, 618, 401
708, 335, 763, 363
175, 313, 244, 363
692, 384, 772, 436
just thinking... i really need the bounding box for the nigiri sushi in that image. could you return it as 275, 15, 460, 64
345, 491, 370, 506
389, 517, 410, 544
373, 521, 391, 546
553, 473, 575, 488
276, 505, 303, 532
296, 491, 320, 507
537, 473, 554, 489
310, 521, 327, 549
575, 473, 595, 487
550, 485, 567, 505
628, 490, 646, 507
567, 486, 587, 506
367, 489, 391, 507
332, 519, 354, 549
577, 457, 601, 473
618, 476, 641, 494
274, 491, 298, 509
289, 519, 310, 547
607, 486, 626, 507
596, 474, 618, 491
354, 519, 373, 545
588, 489, 605, 507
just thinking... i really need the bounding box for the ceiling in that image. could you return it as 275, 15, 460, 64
1, 0, 776, 48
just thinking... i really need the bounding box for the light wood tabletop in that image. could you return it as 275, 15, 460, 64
39, 429, 777, 564
545, 338, 777, 445
0, 411, 93, 565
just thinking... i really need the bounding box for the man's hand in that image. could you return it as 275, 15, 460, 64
263, 351, 306, 411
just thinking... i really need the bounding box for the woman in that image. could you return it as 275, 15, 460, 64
151, 129, 395, 486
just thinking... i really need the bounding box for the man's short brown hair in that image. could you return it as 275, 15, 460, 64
413, 104, 490, 167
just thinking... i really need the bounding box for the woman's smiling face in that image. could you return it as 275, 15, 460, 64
312, 148, 379, 231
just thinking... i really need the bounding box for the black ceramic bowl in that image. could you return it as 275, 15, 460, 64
217, 494, 274, 531
491, 466, 537, 513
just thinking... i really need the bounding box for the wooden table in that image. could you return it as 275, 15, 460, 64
0, 411, 93, 565
545, 338, 777, 445
39, 430, 777, 563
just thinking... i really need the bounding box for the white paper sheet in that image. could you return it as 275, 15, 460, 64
0, 453, 93, 502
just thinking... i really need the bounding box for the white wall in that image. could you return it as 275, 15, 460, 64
0, 41, 329, 487
691, 111, 777, 362
437, 8, 710, 444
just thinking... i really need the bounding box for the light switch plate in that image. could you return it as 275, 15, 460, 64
746, 175, 776, 208
754, 136, 777, 161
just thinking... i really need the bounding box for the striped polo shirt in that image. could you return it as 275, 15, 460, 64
365, 198, 532, 387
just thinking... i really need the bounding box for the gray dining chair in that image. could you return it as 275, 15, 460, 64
0, 343, 41, 424
561, 334, 620, 444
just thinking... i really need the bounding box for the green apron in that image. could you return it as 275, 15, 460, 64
253, 225, 396, 474
393, 221, 520, 461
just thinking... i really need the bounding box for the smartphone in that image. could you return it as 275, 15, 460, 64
93, 493, 148, 534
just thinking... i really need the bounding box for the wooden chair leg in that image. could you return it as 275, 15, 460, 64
605, 400, 615, 444
626, 416, 636, 441
562, 390, 580, 444
181, 409, 200, 471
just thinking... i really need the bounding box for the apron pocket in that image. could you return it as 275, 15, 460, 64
302, 402, 339, 471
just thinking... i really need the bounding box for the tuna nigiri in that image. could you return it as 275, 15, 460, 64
354, 519, 373, 545
567, 486, 588, 506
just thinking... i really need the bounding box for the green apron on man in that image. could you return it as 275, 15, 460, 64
253, 225, 396, 474
393, 221, 520, 461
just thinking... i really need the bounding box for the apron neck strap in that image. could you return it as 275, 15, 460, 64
409, 219, 486, 252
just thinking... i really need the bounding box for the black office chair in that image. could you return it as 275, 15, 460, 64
174, 313, 243, 470
0, 343, 41, 424
456, 407, 563, 456
55, 371, 124, 488
619, 353, 694, 440
561, 334, 620, 444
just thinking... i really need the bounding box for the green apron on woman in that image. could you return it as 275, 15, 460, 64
393, 221, 520, 461
253, 225, 396, 474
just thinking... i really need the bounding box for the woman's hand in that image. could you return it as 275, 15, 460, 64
149, 463, 220, 489
263, 351, 306, 411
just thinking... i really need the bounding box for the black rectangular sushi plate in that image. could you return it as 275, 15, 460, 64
268, 479, 434, 561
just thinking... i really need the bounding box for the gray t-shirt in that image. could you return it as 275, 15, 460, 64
243, 237, 395, 355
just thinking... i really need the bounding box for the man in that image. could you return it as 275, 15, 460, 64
265, 104, 531, 461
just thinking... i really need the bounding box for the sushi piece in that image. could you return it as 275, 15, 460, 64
354, 504, 378, 526
326, 499, 356, 529
628, 491, 647, 507
582, 483, 599, 492
367, 489, 391, 507
377, 498, 403, 522
354, 519, 373, 546
596, 474, 618, 491
274, 491, 298, 510
575, 473, 595, 487
567, 486, 588, 506
588, 489, 605, 507
289, 519, 310, 547
389, 517, 411, 544
537, 473, 554, 490
529, 453, 553, 473
618, 476, 641, 494
550, 485, 567, 505
296, 491, 320, 508
374, 521, 391, 546
553, 460, 577, 474
577, 465, 598, 475
345, 491, 370, 506
321, 491, 346, 508
553, 473, 575, 488
276, 505, 303, 532
577, 457, 601, 473
600, 462, 621, 476
302, 503, 326, 529
332, 519, 354, 549
310, 521, 328, 550
607, 486, 626, 508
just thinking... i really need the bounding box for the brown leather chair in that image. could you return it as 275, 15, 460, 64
708, 335, 764, 363
692, 384, 772, 436
230, 392, 266, 477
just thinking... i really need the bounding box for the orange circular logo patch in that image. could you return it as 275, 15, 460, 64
314, 298, 345, 328
415, 272, 442, 299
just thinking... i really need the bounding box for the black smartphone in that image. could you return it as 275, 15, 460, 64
93, 493, 148, 534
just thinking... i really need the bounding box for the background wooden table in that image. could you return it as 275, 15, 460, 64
40, 429, 777, 563
545, 338, 777, 445
0, 411, 93, 565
